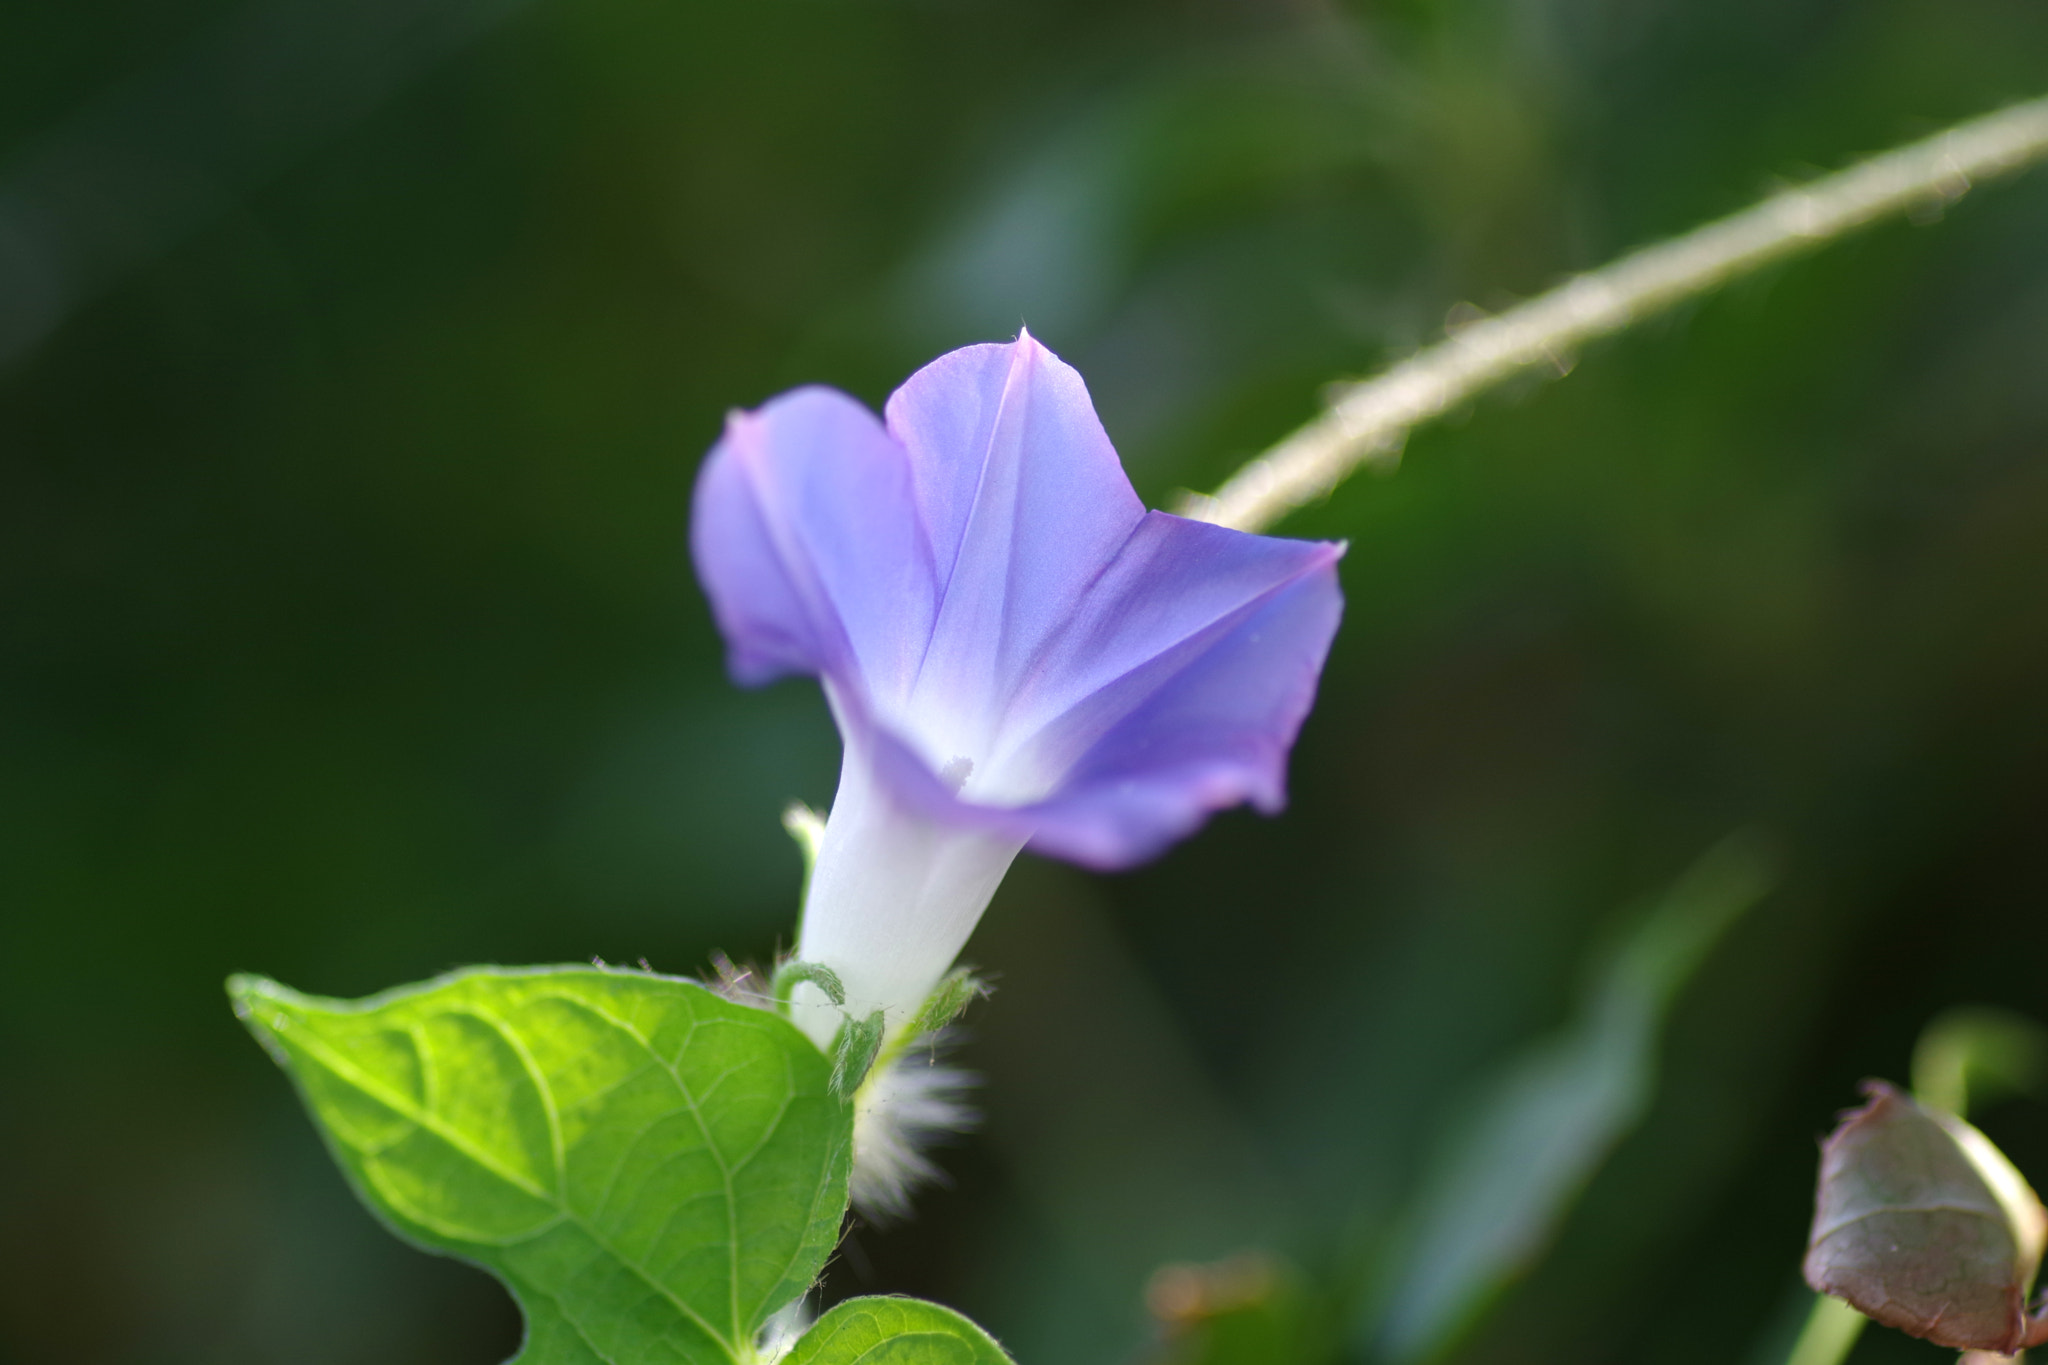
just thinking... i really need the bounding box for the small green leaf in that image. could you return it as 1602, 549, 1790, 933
229, 966, 853, 1365
1804, 1080, 2048, 1354
787, 1296, 1014, 1364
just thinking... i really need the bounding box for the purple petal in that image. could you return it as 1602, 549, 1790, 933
885, 331, 1145, 738
850, 514, 1345, 869
692, 335, 1347, 877
989, 512, 1342, 792
1026, 545, 1344, 867
691, 387, 937, 699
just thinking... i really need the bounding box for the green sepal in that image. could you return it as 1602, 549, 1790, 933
228, 965, 854, 1365
773, 959, 847, 1013
787, 1295, 1015, 1364
831, 1009, 886, 1101
906, 969, 988, 1043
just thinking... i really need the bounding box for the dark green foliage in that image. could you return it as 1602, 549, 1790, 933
1369, 838, 1777, 1361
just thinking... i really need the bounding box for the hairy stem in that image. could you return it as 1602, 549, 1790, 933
1184, 94, 2048, 534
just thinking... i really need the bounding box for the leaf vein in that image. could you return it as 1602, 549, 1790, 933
286, 1029, 554, 1202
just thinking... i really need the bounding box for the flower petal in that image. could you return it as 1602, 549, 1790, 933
885, 331, 1145, 743
851, 515, 1344, 869
985, 512, 1343, 800
696, 341, 1345, 892
1026, 546, 1344, 868
691, 387, 937, 699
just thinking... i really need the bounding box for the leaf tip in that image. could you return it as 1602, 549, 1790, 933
225, 972, 275, 1008
224, 974, 311, 1058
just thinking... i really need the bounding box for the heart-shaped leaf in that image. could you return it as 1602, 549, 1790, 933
231, 966, 853, 1365
1804, 1080, 2048, 1354
787, 1296, 1014, 1364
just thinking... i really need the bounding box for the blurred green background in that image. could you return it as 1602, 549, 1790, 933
5, 0, 2048, 1361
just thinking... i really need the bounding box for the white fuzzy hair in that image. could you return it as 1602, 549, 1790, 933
751, 1296, 813, 1364
849, 1039, 978, 1221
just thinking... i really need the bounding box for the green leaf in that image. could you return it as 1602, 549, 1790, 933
1804, 1080, 2048, 1354
229, 965, 853, 1365
1367, 834, 1778, 1362
787, 1297, 1015, 1365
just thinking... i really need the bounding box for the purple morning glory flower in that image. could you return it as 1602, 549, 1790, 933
692, 331, 1343, 1046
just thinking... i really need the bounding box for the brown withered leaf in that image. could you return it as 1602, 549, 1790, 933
1804, 1080, 2048, 1353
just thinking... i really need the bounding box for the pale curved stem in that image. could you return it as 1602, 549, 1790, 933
1184, 94, 2048, 535
1782, 1295, 1866, 1365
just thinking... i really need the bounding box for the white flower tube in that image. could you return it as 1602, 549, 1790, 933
787, 723, 1026, 1049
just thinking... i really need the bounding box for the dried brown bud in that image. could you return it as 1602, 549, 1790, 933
1804, 1080, 2048, 1354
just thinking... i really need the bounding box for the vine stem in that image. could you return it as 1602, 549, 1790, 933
1183, 93, 2048, 535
